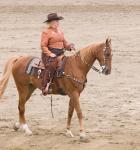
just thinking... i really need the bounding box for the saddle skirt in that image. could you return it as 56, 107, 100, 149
26, 57, 45, 77
26, 57, 66, 78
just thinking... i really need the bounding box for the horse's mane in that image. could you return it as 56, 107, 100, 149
79, 43, 105, 63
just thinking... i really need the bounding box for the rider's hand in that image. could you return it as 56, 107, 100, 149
70, 43, 76, 51
50, 53, 56, 58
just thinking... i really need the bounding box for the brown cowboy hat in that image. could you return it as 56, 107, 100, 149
43, 13, 64, 23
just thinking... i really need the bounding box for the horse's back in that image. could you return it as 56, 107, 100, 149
12, 56, 36, 83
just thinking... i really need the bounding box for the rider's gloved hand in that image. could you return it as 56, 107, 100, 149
69, 43, 76, 51
50, 53, 56, 58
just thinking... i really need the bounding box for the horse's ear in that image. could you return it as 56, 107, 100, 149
106, 37, 111, 45
108, 38, 111, 44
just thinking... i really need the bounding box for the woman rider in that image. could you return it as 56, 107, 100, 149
41, 13, 75, 95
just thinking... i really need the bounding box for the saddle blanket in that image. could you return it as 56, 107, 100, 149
26, 57, 66, 78
26, 57, 45, 77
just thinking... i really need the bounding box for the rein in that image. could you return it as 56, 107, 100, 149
76, 51, 101, 73
91, 66, 100, 72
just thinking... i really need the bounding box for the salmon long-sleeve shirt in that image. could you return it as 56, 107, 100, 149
41, 27, 71, 56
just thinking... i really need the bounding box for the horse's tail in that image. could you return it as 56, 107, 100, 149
0, 56, 20, 98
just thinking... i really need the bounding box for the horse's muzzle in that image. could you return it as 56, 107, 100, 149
101, 66, 111, 75
100, 66, 111, 75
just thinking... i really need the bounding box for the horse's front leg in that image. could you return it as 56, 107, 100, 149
66, 99, 74, 137
69, 92, 87, 141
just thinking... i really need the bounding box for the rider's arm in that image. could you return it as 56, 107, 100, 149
41, 31, 53, 56
63, 37, 71, 51
63, 33, 75, 51
61, 31, 72, 51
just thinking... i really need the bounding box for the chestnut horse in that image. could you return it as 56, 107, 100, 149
0, 38, 112, 141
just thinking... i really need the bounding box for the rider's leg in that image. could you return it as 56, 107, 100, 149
41, 69, 50, 95
41, 53, 57, 95
41, 53, 51, 95
57, 55, 65, 77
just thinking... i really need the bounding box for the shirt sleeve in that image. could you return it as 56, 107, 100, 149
40, 31, 52, 56
63, 33, 71, 51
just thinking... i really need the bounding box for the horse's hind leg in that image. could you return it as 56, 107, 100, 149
14, 83, 35, 135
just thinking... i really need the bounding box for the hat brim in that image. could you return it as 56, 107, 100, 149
43, 16, 64, 23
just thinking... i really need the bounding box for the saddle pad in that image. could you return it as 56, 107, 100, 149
26, 56, 67, 78
26, 57, 44, 75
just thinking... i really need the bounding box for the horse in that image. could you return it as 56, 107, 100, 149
0, 38, 112, 141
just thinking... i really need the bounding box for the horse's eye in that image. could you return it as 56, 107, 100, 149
104, 52, 110, 57
106, 53, 110, 57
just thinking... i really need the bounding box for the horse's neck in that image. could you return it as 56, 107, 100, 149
65, 43, 104, 79
78, 43, 105, 75
78, 44, 97, 75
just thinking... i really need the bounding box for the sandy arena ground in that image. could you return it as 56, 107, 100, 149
0, 0, 140, 149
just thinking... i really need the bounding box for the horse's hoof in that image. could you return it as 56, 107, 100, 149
21, 124, 33, 136
13, 122, 20, 131
80, 137, 90, 143
80, 132, 90, 143
25, 130, 33, 136
66, 129, 74, 138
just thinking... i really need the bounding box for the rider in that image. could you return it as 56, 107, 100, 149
41, 13, 75, 95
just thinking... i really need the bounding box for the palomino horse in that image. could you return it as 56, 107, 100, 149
0, 38, 112, 141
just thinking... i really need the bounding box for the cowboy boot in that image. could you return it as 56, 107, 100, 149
42, 80, 53, 95
41, 68, 51, 95
41, 78, 49, 95
42, 65, 55, 95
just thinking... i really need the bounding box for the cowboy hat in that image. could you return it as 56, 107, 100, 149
43, 13, 64, 23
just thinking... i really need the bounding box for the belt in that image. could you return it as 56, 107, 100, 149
48, 47, 64, 56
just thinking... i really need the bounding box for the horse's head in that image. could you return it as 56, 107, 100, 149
96, 37, 112, 75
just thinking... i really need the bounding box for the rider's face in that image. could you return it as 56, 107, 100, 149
49, 20, 59, 29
